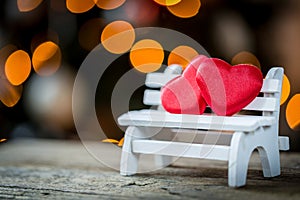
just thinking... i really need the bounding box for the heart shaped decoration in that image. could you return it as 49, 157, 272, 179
196, 58, 263, 116
161, 55, 207, 114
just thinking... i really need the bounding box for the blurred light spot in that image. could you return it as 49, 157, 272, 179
24, 69, 74, 130
167, 0, 201, 18
17, 0, 43, 12
79, 18, 104, 51
31, 30, 59, 54
5, 50, 31, 86
286, 94, 300, 131
168, 45, 198, 70
32, 41, 62, 76
130, 39, 164, 73
231, 51, 261, 69
0, 45, 18, 78
101, 20, 135, 54
280, 74, 290, 105
153, 0, 181, 6
0, 139, 7, 142
0, 78, 23, 107
124, 0, 159, 27
96, 0, 126, 10
102, 138, 119, 144
118, 137, 124, 146
66, 0, 95, 13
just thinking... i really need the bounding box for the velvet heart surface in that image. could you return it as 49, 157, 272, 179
196, 58, 263, 116
161, 55, 207, 114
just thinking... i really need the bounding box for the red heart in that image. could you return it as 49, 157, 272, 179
161, 55, 207, 114
196, 58, 263, 116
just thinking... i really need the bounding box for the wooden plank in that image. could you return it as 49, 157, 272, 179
243, 97, 278, 111
145, 73, 179, 88
132, 140, 230, 161
118, 111, 276, 132
279, 136, 290, 151
144, 89, 278, 112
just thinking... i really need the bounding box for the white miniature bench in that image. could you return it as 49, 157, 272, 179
118, 65, 290, 187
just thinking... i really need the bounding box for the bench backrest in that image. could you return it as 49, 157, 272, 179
143, 65, 284, 120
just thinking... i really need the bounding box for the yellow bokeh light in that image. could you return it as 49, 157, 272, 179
231, 51, 261, 69
32, 41, 62, 76
5, 50, 31, 86
153, 0, 181, 6
167, 0, 201, 18
66, 0, 95, 13
280, 74, 290, 105
168, 45, 198, 70
130, 39, 164, 73
0, 78, 23, 107
79, 18, 104, 51
0, 139, 7, 143
96, 0, 126, 10
17, 0, 43, 12
101, 20, 135, 54
286, 94, 300, 131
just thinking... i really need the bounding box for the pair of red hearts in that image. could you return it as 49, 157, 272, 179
161, 55, 263, 116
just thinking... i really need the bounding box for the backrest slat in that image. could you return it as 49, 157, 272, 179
145, 73, 180, 88
143, 89, 278, 112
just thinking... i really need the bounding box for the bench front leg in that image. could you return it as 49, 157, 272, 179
120, 126, 141, 176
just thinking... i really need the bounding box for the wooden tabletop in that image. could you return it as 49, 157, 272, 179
0, 139, 299, 199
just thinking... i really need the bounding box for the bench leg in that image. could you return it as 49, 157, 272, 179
228, 132, 253, 187
257, 145, 280, 178
120, 127, 140, 176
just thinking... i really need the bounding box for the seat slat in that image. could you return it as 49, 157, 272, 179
132, 140, 230, 161
144, 89, 278, 112
118, 110, 276, 132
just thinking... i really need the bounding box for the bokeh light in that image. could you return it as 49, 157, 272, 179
78, 18, 104, 51
66, 0, 95, 13
0, 138, 7, 142
168, 45, 198, 70
167, 0, 201, 18
153, 0, 181, 6
0, 78, 23, 107
231, 51, 261, 69
124, 0, 160, 27
17, 0, 43, 12
24, 69, 74, 130
5, 50, 31, 86
286, 94, 300, 131
32, 41, 62, 76
0, 45, 18, 78
96, 0, 126, 10
101, 20, 135, 54
280, 74, 290, 105
130, 39, 164, 73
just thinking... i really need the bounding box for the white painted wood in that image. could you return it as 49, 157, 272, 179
145, 73, 180, 88
243, 97, 277, 111
278, 136, 290, 151
261, 79, 280, 93
143, 89, 278, 111
132, 140, 230, 161
118, 111, 276, 132
119, 67, 289, 188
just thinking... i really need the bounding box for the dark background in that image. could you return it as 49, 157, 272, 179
0, 0, 299, 150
